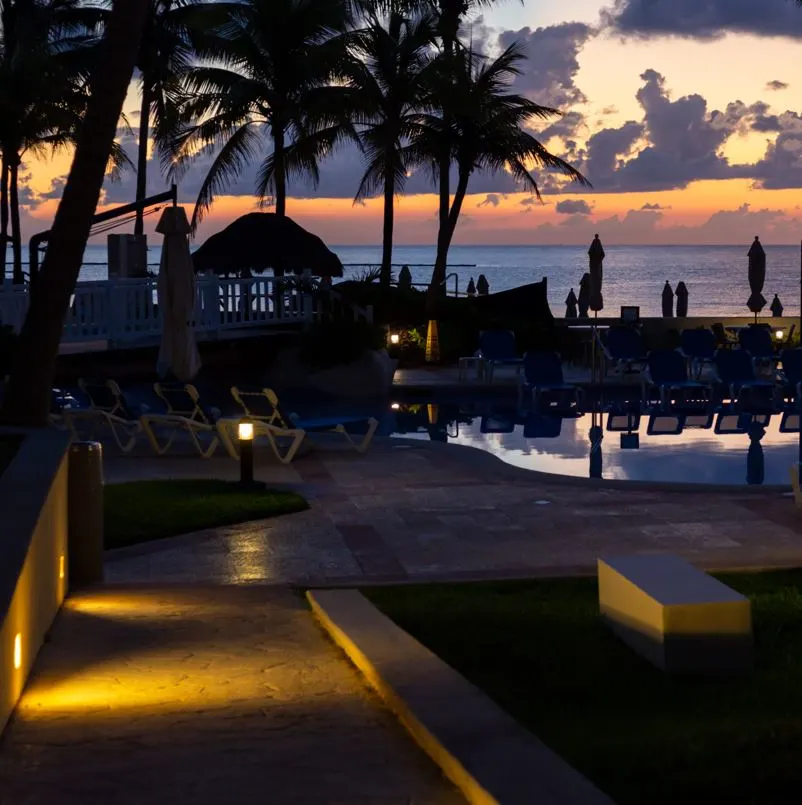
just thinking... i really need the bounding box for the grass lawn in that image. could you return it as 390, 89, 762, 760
105, 479, 308, 549
365, 572, 802, 805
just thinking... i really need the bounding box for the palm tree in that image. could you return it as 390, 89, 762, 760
346, 9, 436, 287
412, 43, 589, 285
1, 0, 150, 426
0, 0, 103, 283
170, 0, 356, 244
133, 0, 202, 237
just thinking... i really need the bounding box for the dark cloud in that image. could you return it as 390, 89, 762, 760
604, 0, 802, 40
555, 199, 592, 215
767, 80, 789, 91
641, 202, 669, 210
477, 193, 505, 208
571, 70, 757, 193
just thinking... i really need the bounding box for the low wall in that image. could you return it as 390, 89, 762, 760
557, 315, 798, 345
0, 429, 71, 735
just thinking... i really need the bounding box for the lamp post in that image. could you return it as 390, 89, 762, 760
238, 420, 254, 486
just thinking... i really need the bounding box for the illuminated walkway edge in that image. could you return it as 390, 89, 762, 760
308, 588, 615, 805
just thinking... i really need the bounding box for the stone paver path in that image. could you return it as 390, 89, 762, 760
104, 439, 802, 586
0, 585, 462, 805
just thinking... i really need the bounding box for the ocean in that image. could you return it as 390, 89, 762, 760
67, 242, 802, 317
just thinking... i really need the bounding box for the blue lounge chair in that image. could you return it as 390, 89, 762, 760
478, 330, 523, 384
518, 351, 582, 410
642, 349, 711, 408
714, 412, 771, 435
713, 349, 777, 407
739, 326, 776, 364
62, 378, 143, 452
646, 413, 685, 435
479, 407, 516, 434
139, 383, 221, 457
224, 386, 378, 461
679, 328, 716, 379
523, 414, 562, 439
780, 348, 802, 404
601, 326, 647, 377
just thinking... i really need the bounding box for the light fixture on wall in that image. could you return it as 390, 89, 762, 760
775, 329, 785, 342
389, 332, 400, 345
13, 633, 21, 670
59, 555, 65, 580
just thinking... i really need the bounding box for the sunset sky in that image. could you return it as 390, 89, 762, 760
19, 0, 802, 246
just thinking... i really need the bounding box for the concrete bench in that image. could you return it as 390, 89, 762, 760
598, 554, 752, 674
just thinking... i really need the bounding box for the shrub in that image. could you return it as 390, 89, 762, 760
299, 319, 386, 370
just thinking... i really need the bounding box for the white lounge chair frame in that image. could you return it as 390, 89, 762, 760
139, 383, 220, 458
62, 379, 142, 452
230, 386, 379, 454
216, 418, 307, 464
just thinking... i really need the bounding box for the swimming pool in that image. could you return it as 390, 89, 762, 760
387, 400, 802, 487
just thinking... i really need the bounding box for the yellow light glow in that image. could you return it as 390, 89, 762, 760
775, 329, 785, 341
13, 633, 21, 670
59, 554, 65, 580
238, 422, 254, 441
389, 333, 400, 345
391, 403, 400, 410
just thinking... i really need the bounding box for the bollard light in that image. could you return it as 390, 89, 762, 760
238, 420, 254, 486
775, 329, 785, 342
389, 332, 400, 345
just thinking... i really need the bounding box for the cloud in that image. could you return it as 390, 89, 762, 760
498, 23, 594, 142
767, 80, 789, 91
555, 199, 592, 215
641, 202, 669, 210
604, 0, 802, 40
564, 70, 761, 193
477, 193, 505, 208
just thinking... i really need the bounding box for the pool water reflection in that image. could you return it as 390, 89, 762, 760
389, 402, 801, 486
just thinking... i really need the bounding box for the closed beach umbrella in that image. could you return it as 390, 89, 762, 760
675, 281, 688, 317
747, 235, 767, 316
746, 421, 765, 486
565, 288, 578, 318
589, 423, 603, 479
588, 234, 604, 313
476, 274, 490, 295
770, 294, 783, 317
578, 272, 590, 317
157, 206, 201, 381
662, 281, 674, 317
466, 277, 476, 297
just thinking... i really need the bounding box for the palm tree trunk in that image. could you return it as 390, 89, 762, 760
0, 157, 8, 281
9, 158, 23, 285
380, 169, 395, 288
436, 169, 470, 276
0, 0, 151, 427
134, 79, 152, 237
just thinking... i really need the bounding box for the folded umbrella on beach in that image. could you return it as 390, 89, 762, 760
565, 288, 578, 318
662, 281, 674, 317
588, 234, 604, 313
578, 273, 590, 317
675, 281, 688, 317
747, 235, 767, 316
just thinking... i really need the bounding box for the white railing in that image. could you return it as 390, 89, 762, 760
0, 276, 314, 346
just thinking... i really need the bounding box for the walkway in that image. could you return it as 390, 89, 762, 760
104, 439, 802, 587
0, 585, 462, 805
